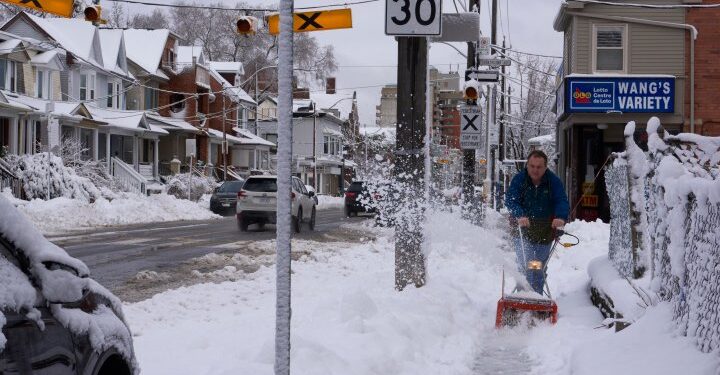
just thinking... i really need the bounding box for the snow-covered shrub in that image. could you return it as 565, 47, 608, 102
166, 172, 216, 201
4, 153, 101, 202
59, 136, 120, 198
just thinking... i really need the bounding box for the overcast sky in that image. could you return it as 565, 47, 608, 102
121, 0, 564, 126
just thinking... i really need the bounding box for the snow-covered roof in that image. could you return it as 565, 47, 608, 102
98, 29, 125, 75
176, 45, 205, 65
0, 38, 22, 54
207, 66, 255, 104
206, 128, 247, 144
29, 50, 62, 70
323, 127, 344, 137
25, 13, 100, 66
146, 113, 199, 133
209, 61, 243, 74
311, 93, 354, 120
123, 29, 170, 76
528, 134, 555, 145
85, 105, 167, 134
234, 127, 276, 147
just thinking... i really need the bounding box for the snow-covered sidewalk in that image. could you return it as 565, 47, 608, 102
122, 212, 720, 374
4, 191, 219, 235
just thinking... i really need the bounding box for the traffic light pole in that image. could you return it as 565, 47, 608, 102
463, 0, 479, 219
395, 36, 427, 291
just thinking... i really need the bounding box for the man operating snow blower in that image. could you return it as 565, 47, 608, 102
495, 150, 572, 327
505, 150, 569, 294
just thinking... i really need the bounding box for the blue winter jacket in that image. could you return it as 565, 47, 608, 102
505, 169, 569, 243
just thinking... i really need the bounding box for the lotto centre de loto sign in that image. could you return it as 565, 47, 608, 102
563, 76, 675, 114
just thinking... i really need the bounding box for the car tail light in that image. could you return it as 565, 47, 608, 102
345, 192, 357, 199
237, 190, 247, 199
63, 291, 98, 313
291, 192, 296, 200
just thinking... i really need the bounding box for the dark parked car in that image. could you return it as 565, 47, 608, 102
0, 196, 137, 375
344, 181, 374, 217
209, 179, 245, 215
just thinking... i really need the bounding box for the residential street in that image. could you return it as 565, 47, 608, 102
47, 207, 366, 298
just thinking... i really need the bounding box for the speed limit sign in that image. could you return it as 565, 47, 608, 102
386, 0, 442, 36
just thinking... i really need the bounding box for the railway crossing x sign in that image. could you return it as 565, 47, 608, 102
460, 106, 483, 150
268, 8, 353, 35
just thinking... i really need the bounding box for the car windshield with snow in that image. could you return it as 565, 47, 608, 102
0, 195, 137, 374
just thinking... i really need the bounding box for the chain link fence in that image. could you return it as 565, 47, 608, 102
618, 118, 720, 354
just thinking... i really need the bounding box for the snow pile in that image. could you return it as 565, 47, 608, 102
8, 193, 219, 235
121, 211, 720, 374
0, 195, 137, 370
165, 172, 217, 201
4, 153, 102, 202
623, 117, 720, 354
316, 195, 344, 209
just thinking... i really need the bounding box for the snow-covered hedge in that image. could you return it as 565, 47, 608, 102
165, 172, 217, 201
4, 153, 102, 202
621, 117, 720, 354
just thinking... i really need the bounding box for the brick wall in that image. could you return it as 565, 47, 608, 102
686, 1, 720, 136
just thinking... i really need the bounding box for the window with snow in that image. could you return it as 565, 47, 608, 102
35, 69, 52, 99
106, 80, 122, 109
169, 93, 186, 113
144, 86, 159, 110
594, 25, 626, 72
1, 60, 18, 92
80, 72, 96, 101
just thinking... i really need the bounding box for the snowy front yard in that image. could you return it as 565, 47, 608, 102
121, 211, 720, 374
3, 190, 219, 235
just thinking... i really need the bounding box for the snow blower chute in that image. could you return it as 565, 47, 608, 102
495, 227, 579, 328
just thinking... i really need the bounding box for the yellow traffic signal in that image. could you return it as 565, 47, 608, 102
464, 84, 479, 101
236, 16, 258, 35
84, 5, 101, 23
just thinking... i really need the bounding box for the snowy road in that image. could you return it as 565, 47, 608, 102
47, 207, 367, 297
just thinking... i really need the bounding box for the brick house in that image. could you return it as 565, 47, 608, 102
685, 1, 720, 137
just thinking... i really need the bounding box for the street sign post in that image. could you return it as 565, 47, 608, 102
465, 69, 499, 83
460, 106, 483, 150
477, 36, 491, 57
1, 0, 73, 17
268, 8, 352, 35
385, 0, 442, 36
477, 58, 511, 68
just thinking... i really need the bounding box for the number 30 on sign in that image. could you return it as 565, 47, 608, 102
386, 0, 442, 36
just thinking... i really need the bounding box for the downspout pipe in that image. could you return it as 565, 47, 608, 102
567, 12, 698, 133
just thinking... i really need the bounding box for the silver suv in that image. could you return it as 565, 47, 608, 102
236, 175, 317, 232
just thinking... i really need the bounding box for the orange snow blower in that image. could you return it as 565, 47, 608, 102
495, 228, 579, 328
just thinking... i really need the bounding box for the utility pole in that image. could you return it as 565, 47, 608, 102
463, 0, 479, 218
490, 0, 498, 209
222, 95, 227, 181
498, 38, 506, 205
394, 36, 427, 291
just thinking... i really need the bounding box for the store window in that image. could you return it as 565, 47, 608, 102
593, 25, 626, 72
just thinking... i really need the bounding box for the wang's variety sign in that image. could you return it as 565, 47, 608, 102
564, 76, 675, 114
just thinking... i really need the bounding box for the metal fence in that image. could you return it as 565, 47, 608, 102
604, 157, 636, 278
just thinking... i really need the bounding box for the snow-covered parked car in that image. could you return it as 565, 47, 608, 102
0, 195, 137, 374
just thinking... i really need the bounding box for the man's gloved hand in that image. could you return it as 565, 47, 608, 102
552, 218, 565, 229
517, 217, 530, 227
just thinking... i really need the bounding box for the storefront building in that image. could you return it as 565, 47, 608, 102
553, 1, 687, 222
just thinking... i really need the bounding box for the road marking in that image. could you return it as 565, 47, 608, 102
48, 223, 211, 242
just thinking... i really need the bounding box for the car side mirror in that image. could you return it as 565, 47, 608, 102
308, 191, 315, 197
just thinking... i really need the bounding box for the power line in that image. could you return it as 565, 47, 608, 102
571, 0, 720, 8
493, 45, 562, 59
